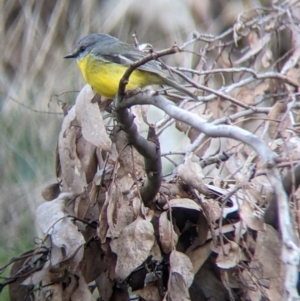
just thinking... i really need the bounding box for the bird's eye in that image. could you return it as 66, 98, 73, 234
80, 46, 86, 52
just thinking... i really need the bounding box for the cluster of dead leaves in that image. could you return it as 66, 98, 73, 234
6, 86, 195, 301
5, 80, 291, 301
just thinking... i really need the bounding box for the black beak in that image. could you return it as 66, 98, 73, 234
64, 52, 77, 59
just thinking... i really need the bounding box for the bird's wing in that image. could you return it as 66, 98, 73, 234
92, 40, 167, 77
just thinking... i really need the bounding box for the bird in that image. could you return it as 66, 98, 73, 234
64, 33, 197, 100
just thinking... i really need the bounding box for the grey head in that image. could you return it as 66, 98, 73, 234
64, 33, 118, 60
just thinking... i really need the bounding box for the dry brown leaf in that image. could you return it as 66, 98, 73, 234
150, 238, 162, 262
22, 250, 82, 285
280, 136, 300, 161
169, 272, 191, 301
102, 242, 118, 280
239, 199, 265, 231
69, 272, 96, 301
215, 241, 241, 269
177, 154, 211, 195
254, 81, 269, 96
114, 197, 137, 228
22, 266, 51, 285
36, 194, 85, 266
169, 251, 194, 287
76, 135, 98, 184
49, 246, 65, 274
41, 183, 61, 201
75, 84, 111, 152
190, 259, 229, 301
241, 273, 262, 301
34, 271, 95, 301
98, 195, 109, 243
193, 211, 209, 247
52, 247, 84, 280
58, 106, 78, 190
169, 251, 194, 301
109, 285, 130, 301
236, 87, 255, 105
186, 241, 212, 275
286, 67, 300, 85
243, 224, 283, 300
132, 196, 142, 217
79, 238, 106, 283
220, 268, 240, 289
22, 250, 88, 301
70, 173, 87, 194
114, 139, 145, 187
58, 112, 88, 193
135, 282, 161, 301
95, 271, 114, 301
58, 274, 79, 299
9, 250, 35, 300
201, 199, 221, 222
163, 198, 201, 211
159, 211, 178, 254
110, 216, 155, 280
74, 191, 94, 220
106, 183, 120, 237
40, 283, 63, 301
106, 183, 135, 238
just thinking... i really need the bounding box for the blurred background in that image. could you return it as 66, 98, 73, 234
0, 0, 271, 299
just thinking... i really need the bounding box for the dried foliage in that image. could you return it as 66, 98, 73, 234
3, 1, 300, 301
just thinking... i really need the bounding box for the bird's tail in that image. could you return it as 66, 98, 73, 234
162, 77, 198, 101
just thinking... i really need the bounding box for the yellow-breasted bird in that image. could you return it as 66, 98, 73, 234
64, 33, 196, 100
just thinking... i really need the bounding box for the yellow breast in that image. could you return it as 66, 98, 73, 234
77, 53, 162, 98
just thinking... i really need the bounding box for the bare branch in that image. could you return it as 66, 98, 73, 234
114, 98, 162, 207
119, 90, 300, 300
118, 46, 179, 96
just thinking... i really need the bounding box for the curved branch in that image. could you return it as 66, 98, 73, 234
118, 90, 300, 299
120, 91, 274, 164
114, 100, 162, 207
